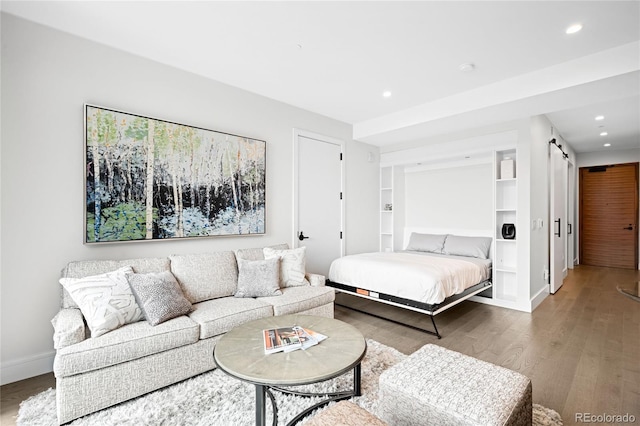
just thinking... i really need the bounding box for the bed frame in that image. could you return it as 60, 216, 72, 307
327, 279, 492, 339
329, 227, 494, 339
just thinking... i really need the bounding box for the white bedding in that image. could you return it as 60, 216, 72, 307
328, 251, 491, 305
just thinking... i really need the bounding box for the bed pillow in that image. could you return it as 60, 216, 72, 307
59, 266, 143, 338
405, 233, 447, 253
263, 246, 308, 287
126, 271, 192, 326
443, 235, 492, 259
235, 258, 282, 298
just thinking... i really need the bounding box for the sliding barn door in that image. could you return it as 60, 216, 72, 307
580, 163, 639, 269
550, 146, 568, 293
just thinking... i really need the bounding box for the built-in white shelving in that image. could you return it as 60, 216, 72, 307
380, 166, 404, 252
493, 149, 518, 303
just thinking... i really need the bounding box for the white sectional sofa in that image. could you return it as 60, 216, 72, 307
51, 244, 334, 424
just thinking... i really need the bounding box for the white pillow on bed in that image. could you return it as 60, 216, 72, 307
442, 235, 492, 259
405, 233, 446, 253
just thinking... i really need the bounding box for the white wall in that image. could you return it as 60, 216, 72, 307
404, 164, 493, 231
576, 148, 640, 168
0, 14, 379, 384
527, 116, 551, 301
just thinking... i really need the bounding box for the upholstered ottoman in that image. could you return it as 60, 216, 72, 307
379, 344, 532, 425
305, 401, 387, 426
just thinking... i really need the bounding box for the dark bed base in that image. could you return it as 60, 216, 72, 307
327, 280, 492, 339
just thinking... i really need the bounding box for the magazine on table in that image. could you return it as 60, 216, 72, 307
263, 326, 328, 354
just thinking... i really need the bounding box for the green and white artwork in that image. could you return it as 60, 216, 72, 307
85, 105, 265, 243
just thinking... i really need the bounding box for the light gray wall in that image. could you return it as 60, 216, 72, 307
576, 148, 639, 168
0, 13, 379, 383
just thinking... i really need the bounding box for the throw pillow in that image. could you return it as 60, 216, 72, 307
234, 258, 282, 298
126, 271, 193, 326
263, 246, 308, 287
59, 266, 143, 338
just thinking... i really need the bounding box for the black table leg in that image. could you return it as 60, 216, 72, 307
256, 384, 266, 426
354, 363, 362, 396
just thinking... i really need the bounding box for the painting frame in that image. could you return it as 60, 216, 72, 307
84, 104, 266, 244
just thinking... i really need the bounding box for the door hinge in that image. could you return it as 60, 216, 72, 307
339, 192, 343, 200
339, 153, 343, 161
340, 232, 343, 239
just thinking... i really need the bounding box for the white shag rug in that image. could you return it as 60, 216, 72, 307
17, 340, 562, 425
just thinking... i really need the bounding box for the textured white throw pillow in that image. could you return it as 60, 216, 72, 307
263, 246, 308, 287
234, 258, 282, 298
126, 271, 192, 326
59, 266, 143, 337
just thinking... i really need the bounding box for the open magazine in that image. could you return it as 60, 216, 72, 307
263, 326, 328, 354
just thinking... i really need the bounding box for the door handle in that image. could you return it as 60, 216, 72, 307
298, 231, 309, 241
623, 224, 634, 230
554, 218, 561, 237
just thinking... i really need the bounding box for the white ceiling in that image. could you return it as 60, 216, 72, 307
3, 1, 639, 153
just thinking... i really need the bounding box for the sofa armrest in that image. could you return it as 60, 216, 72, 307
51, 308, 86, 349
306, 273, 326, 287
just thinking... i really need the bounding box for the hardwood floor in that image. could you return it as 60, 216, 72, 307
1, 265, 638, 425
334, 265, 640, 424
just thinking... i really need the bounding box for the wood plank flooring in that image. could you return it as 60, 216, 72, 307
1, 265, 638, 425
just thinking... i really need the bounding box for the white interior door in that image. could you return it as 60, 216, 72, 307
294, 131, 344, 277
550, 146, 568, 294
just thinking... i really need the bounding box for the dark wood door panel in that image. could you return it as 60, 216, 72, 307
579, 163, 638, 269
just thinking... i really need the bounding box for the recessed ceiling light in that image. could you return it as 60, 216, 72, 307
600, 132, 608, 136
566, 23, 583, 34
382, 91, 392, 98
459, 63, 475, 73
595, 115, 605, 121
604, 143, 611, 147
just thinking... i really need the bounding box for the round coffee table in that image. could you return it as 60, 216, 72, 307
213, 314, 366, 426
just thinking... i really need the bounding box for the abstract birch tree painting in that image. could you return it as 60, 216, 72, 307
85, 105, 266, 243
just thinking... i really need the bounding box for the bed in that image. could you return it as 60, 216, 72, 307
327, 231, 493, 338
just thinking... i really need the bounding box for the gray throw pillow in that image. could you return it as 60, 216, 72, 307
405, 233, 447, 253
442, 235, 492, 259
235, 258, 282, 298
127, 271, 192, 326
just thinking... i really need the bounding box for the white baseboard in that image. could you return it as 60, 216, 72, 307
530, 286, 550, 311
1, 351, 55, 385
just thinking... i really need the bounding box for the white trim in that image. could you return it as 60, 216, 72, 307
292, 129, 346, 257
1, 351, 55, 385
530, 285, 550, 311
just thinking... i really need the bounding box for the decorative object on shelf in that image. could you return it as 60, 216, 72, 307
501, 223, 516, 239
384, 203, 393, 211
500, 158, 515, 179
84, 104, 266, 243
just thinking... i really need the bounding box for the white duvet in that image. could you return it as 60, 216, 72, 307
328, 251, 490, 305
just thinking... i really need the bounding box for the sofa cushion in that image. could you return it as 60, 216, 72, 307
127, 271, 193, 325
53, 316, 199, 377
59, 266, 143, 338
61, 257, 171, 309
170, 252, 238, 303
235, 258, 282, 298
189, 297, 273, 339
263, 246, 309, 287
235, 243, 289, 261
258, 286, 335, 316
